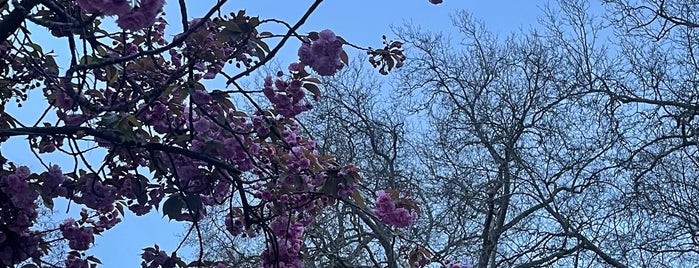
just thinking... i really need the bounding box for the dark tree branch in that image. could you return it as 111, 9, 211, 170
0, 0, 40, 43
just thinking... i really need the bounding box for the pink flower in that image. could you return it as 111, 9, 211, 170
54, 89, 74, 109
139, 0, 166, 16
298, 29, 344, 76
115, 0, 165, 31
116, 10, 151, 31
75, 0, 131, 16
193, 118, 211, 132
58, 111, 88, 126
60, 219, 95, 251
191, 90, 211, 105
76, 0, 164, 31
75, 0, 100, 13
374, 190, 418, 228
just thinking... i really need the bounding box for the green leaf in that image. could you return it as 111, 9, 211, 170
105, 65, 119, 84
219, 28, 241, 42
79, 55, 95, 65
28, 43, 43, 54
254, 39, 271, 53
183, 194, 203, 215
340, 50, 349, 66
249, 40, 267, 60
126, 114, 143, 128
114, 119, 138, 143
302, 77, 321, 84
42, 196, 54, 210
210, 90, 235, 110
45, 55, 59, 75
115, 203, 125, 215
307, 31, 319, 41
303, 83, 321, 98
187, 261, 205, 267
149, 153, 168, 174
162, 194, 184, 220
86, 256, 102, 264
352, 190, 365, 208
97, 112, 120, 127
132, 176, 149, 206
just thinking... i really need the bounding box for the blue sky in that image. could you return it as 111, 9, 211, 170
3, 0, 552, 267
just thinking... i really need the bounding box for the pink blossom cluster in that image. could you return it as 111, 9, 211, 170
1, 166, 38, 231
225, 213, 246, 236
336, 182, 356, 198
367, 36, 407, 75
261, 217, 307, 268
60, 218, 95, 251
0, 167, 42, 266
136, 101, 171, 134
112, 175, 164, 216
0, 40, 54, 100
38, 134, 66, 153
220, 134, 256, 172
263, 74, 312, 119
175, 17, 260, 80
75, 0, 165, 31
181, 21, 230, 80
251, 115, 272, 137
64, 253, 92, 268
298, 29, 344, 76
336, 165, 359, 198
443, 260, 472, 268
41, 165, 67, 197
0, 5, 431, 265
374, 190, 418, 228
141, 246, 173, 268
76, 177, 118, 212
0, 232, 41, 266
83, 208, 122, 233
122, 63, 325, 233
1, 165, 137, 265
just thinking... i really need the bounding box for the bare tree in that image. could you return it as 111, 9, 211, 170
394, 0, 660, 266
193, 1, 699, 267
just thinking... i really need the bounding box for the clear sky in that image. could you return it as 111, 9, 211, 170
4, 0, 552, 267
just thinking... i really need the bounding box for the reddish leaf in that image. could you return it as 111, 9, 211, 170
303, 83, 322, 98
340, 50, 349, 66
352, 190, 365, 207
307, 31, 319, 41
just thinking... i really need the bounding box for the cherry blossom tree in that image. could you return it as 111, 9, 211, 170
0, 0, 444, 267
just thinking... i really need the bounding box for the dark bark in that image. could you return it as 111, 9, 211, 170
0, 0, 40, 43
